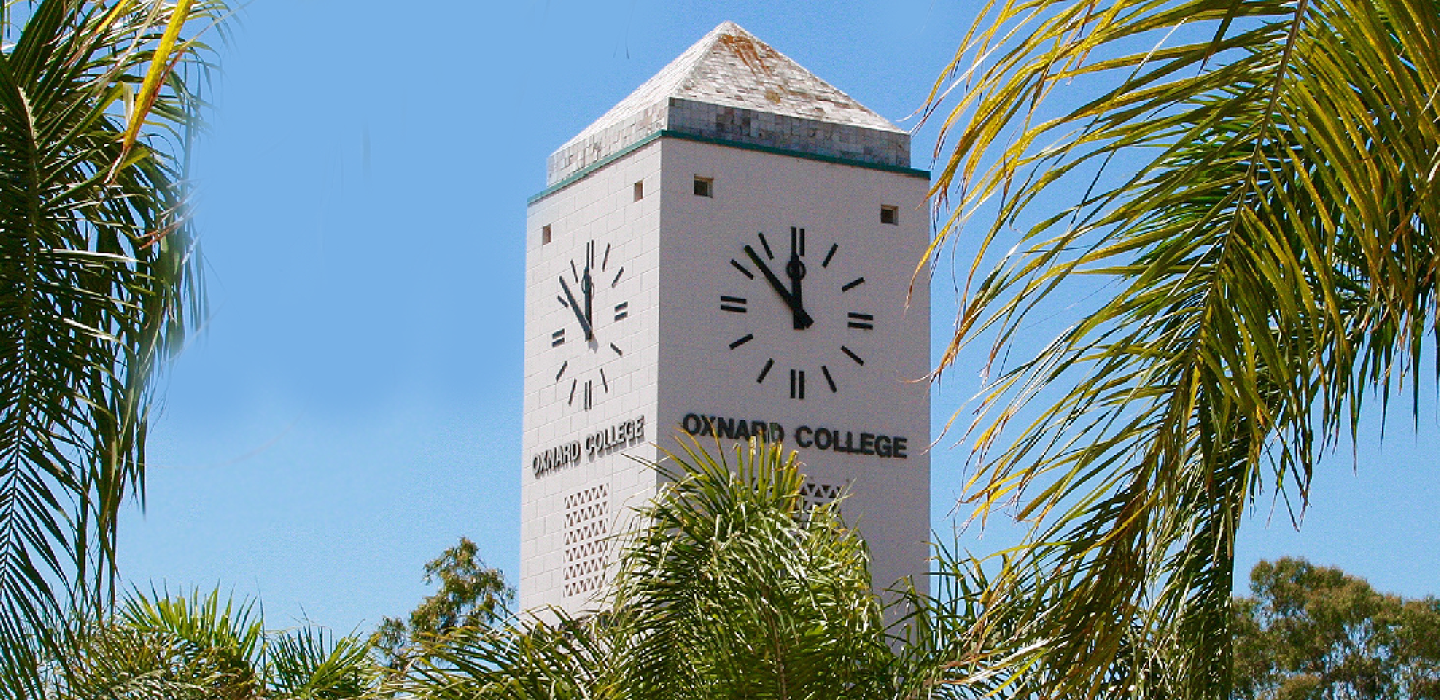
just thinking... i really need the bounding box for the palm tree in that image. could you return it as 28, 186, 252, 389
407, 439, 951, 699
922, 0, 1438, 694
405, 439, 1042, 700
0, 0, 227, 694
54, 587, 378, 699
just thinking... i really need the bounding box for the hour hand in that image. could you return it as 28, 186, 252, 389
745, 245, 813, 329
559, 276, 594, 340
580, 267, 595, 330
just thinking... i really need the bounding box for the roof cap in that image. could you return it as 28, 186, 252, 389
546, 22, 910, 185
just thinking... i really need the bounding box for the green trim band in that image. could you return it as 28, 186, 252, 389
528, 131, 665, 205
528, 129, 929, 205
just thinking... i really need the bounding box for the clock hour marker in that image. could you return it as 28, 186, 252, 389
842, 277, 866, 292
791, 226, 805, 256
757, 358, 774, 383
841, 345, 865, 366
571, 260, 580, 281
789, 369, 805, 400
822, 365, 837, 393
602, 243, 611, 270
614, 301, 629, 321
730, 259, 755, 279
587, 240, 595, 267
720, 295, 747, 313
583, 380, 593, 410
610, 342, 623, 356
555, 361, 568, 381
569, 379, 577, 404
847, 312, 874, 330
729, 333, 754, 350
757, 231, 774, 259
612, 266, 624, 288
600, 369, 609, 392
557, 295, 569, 308
551, 329, 566, 347
822, 243, 838, 268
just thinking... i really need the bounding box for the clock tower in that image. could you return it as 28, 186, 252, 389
521, 21, 930, 614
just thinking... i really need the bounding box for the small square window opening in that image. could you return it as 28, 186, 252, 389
633, 181, 644, 201
880, 205, 899, 225
542, 224, 553, 245
694, 176, 713, 198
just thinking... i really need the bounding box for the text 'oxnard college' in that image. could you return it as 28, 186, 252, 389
530, 415, 645, 478
680, 413, 909, 459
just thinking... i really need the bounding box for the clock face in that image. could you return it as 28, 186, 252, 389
719, 226, 875, 400
549, 238, 632, 411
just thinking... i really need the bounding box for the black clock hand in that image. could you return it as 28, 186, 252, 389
785, 227, 807, 330
580, 265, 595, 333
559, 275, 594, 340
745, 244, 814, 329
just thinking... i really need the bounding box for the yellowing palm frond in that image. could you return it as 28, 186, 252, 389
925, 0, 1439, 694
0, 2, 228, 695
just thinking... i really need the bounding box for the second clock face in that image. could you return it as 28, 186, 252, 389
718, 226, 876, 401
550, 238, 633, 412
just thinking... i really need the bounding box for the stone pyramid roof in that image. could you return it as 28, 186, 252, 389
545, 21, 911, 186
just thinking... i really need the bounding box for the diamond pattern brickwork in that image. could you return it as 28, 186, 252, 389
562, 483, 611, 598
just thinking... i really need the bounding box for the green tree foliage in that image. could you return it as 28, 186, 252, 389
1232, 558, 1440, 700
612, 440, 901, 698
373, 537, 512, 674
921, 0, 1440, 694
50, 588, 378, 700
401, 439, 1030, 700
0, 0, 226, 693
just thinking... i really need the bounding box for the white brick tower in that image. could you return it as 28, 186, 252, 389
521, 21, 930, 614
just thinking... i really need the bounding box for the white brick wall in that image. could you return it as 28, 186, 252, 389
522, 135, 930, 615
654, 138, 930, 597
522, 140, 663, 613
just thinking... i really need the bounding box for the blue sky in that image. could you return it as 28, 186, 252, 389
118, 0, 1440, 634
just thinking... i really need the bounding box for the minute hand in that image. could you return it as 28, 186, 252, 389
745, 245, 813, 329
559, 276, 594, 340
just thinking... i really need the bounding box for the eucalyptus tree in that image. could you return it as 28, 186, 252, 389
0, 0, 226, 693
922, 0, 1439, 695
1232, 558, 1440, 700
373, 537, 513, 680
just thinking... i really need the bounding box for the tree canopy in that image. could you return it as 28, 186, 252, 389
372, 537, 513, 675
1232, 558, 1440, 700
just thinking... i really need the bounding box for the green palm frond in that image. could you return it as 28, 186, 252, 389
924, 0, 1439, 695
407, 439, 908, 700
54, 587, 379, 700
0, 1, 226, 694
615, 438, 894, 700
409, 611, 630, 700
58, 588, 261, 700
269, 625, 377, 700
60, 625, 238, 700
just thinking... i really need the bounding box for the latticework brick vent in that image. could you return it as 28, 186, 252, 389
798, 480, 843, 516
562, 483, 610, 598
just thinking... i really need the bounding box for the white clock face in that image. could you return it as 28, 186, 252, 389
548, 238, 633, 411
717, 226, 876, 401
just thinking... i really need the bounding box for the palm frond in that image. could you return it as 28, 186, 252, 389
0, 1, 227, 693
52, 587, 379, 700
613, 438, 895, 700
409, 612, 630, 700
924, 0, 1439, 694
269, 625, 377, 699
407, 439, 912, 700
